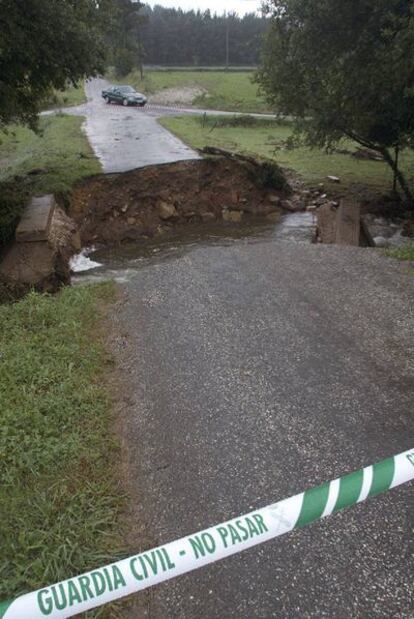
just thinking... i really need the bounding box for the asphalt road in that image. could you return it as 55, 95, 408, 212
57, 77, 276, 173
112, 239, 414, 618
64, 78, 200, 172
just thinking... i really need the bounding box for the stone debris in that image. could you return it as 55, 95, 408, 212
222, 209, 243, 223
158, 202, 178, 220
373, 236, 390, 248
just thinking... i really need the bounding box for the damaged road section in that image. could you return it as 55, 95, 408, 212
0, 151, 299, 298
68, 152, 293, 246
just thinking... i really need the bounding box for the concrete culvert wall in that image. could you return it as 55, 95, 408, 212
68, 156, 293, 246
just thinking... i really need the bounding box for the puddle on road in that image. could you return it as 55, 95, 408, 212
72, 212, 315, 285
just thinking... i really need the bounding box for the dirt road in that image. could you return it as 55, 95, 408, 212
112, 239, 414, 618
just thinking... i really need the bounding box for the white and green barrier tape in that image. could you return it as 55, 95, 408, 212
1, 448, 413, 619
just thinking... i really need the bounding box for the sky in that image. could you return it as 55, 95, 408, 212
147, 0, 262, 16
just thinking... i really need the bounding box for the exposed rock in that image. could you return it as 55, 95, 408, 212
69, 157, 292, 247
281, 199, 305, 212
231, 189, 239, 204
402, 220, 414, 238
119, 228, 142, 242
268, 194, 280, 204
266, 211, 282, 223
327, 175, 340, 183
281, 200, 295, 212
121, 204, 129, 213
201, 212, 216, 222
222, 209, 243, 223
247, 203, 281, 216
158, 201, 178, 220
127, 217, 136, 225
374, 236, 391, 248
49, 207, 82, 259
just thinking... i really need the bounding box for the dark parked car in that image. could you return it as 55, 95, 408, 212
102, 85, 147, 107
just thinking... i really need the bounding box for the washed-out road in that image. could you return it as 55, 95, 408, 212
66, 79, 413, 617
111, 239, 414, 619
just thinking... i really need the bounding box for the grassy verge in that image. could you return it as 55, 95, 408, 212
160, 114, 414, 200
42, 83, 87, 110
0, 283, 126, 618
0, 114, 100, 248
107, 68, 269, 113
385, 245, 414, 261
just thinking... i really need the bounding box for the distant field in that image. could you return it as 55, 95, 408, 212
107, 68, 269, 113
160, 115, 414, 199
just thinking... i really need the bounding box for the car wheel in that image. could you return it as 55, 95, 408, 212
123, 99, 128, 106
105, 96, 110, 104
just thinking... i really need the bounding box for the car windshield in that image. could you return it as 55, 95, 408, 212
118, 86, 135, 94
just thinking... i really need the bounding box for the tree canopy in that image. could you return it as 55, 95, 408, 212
0, 0, 116, 128
138, 6, 268, 67
257, 0, 414, 202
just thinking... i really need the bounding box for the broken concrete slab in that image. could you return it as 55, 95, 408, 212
0, 205, 79, 300
316, 200, 375, 247
335, 200, 361, 246
16, 194, 55, 242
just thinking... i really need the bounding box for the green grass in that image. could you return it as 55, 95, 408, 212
42, 83, 87, 110
0, 283, 127, 618
0, 114, 100, 248
385, 244, 414, 261
0, 114, 100, 190
160, 114, 414, 199
108, 68, 269, 113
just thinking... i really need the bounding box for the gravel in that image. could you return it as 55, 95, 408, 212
111, 240, 414, 618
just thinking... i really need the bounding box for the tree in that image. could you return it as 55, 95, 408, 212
137, 6, 268, 67
108, 0, 146, 78
257, 0, 414, 203
0, 0, 115, 128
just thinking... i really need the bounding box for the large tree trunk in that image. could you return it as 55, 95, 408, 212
381, 147, 413, 205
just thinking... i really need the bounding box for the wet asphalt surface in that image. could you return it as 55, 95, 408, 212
57, 77, 276, 173
64, 78, 200, 172
111, 239, 414, 619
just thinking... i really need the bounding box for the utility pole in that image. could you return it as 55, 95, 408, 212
225, 12, 229, 70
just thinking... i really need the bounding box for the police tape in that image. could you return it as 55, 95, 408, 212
1, 448, 413, 619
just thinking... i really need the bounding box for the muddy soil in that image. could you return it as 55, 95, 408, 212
68, 155, 294, 246
149, 86, 206, 106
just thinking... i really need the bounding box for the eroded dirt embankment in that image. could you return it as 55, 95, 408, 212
68, 154, 296, 246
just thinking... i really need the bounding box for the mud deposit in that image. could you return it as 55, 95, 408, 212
68, 156, 293, 247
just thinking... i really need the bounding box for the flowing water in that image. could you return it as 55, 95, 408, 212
71, 212, 315, 285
